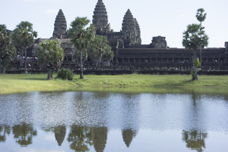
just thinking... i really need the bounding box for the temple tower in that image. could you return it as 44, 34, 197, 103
134, 18, 142, 45
122, 9, 141, 47
53, 9, 67, 39
93, 0, 110, 34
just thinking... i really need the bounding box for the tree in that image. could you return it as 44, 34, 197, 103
12, 21, 37, 73
89, 35, 113, 68
37, 40, 64, 80
0, 25, 16, 73
68, 17, 96, 79
182, 8, 208, 80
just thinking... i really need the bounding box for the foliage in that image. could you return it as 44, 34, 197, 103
89, 35, 113, 67
196, 8, 207, 23
12, 21, 37, 73
12, 21, 37, 51
194, 58, 201, 68
68, 17, 96, 79
57, 68, 74, 80
182, 24, 208, 50
182, 8, 208, 80
37, 40, 64, 79
0, 25, 16, 73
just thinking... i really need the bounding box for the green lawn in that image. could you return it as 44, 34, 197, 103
0, 74, 228, 95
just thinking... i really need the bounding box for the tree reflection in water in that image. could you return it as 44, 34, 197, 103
182, 130, 207, 152
12, 123, 37, 146
67, 126, 94, 152
67, 125, 108, 152
0, 125, 10, 142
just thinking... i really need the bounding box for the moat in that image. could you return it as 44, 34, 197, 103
0, 91, 228, 152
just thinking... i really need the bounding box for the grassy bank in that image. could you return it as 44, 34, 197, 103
0, 74, 228, 95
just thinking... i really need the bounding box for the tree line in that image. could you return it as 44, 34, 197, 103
0, 17, 113, 80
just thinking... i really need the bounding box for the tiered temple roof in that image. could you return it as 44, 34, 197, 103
93, 0, 110, 34
53, 9, 67, 39
122, 9, 141, 47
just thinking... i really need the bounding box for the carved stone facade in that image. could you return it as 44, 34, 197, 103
53, 9, 67, 39
150, 36, 167, 48
121, 9, 141, 47
93, 0, 110, 34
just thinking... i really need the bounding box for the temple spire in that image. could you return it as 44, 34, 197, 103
53, 9, 67, 39
92, 0, 110, 34
122, 9, 141, 47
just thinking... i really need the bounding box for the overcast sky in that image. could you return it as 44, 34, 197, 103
1, 0, 228, 47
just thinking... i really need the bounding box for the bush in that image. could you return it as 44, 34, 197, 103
194, 58, 201, 68
57, 68, 74, 80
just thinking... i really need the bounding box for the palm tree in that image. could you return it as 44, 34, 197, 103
68, 17, 96, 79
12, 21, 37, 73
182, 8, 208, 80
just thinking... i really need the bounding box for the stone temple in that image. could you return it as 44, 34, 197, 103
14, 0, 228, 73
53, 9, 67, 39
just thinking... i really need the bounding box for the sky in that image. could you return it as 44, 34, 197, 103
0, 0, 228, 48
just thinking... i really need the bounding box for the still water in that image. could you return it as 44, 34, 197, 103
0, 92, 228, 152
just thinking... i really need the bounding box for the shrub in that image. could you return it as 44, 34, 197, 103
57, 68, 74, 80
194, 58, 201, 68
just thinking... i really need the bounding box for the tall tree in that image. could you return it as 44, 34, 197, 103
0, 25, 16, 73
182, 8, 208, 80
37, 40, 64, 80
68, 17, 96, 79
89, 35, 113, 68
12, 21, 37, 73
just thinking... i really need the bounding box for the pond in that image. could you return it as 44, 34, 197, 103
0, 92, 228, 152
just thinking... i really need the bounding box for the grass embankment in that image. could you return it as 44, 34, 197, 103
0, 74, 228, 95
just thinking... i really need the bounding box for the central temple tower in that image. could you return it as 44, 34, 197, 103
92, 0, 110, 34
52, 9, 67, 39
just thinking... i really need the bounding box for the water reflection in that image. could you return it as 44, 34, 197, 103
0, 92, 228, 152
12, 123, 37, 146
183, 130, 207, 152
0, 125, 10, 142
54, 125, 66, 146
68, 125, 94, 152
122, 129, 137, 147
